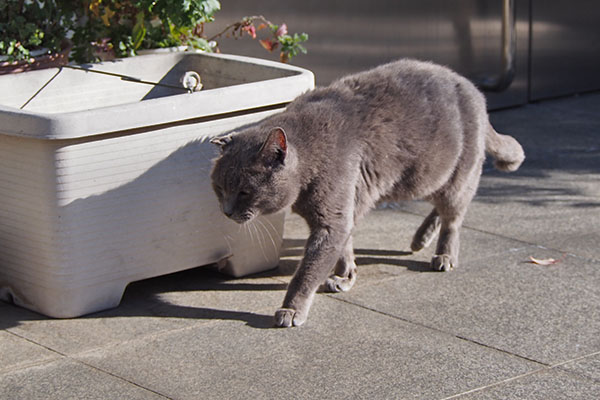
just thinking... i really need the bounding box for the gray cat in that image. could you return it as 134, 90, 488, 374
210, 59, 524, 327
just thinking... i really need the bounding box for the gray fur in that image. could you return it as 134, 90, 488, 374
210, 59, 525, 327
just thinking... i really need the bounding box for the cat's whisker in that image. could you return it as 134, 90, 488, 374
261, 217, 278, 237
223, 233, 234, 255
256, 221, 269, 261
251, 219, 270, 263
247, 222, 265, 262
256, 218, 278, 256
244, 221, 253, 245
250, 220, 260, 246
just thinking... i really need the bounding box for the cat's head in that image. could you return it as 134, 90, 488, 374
210, 127, 299, 224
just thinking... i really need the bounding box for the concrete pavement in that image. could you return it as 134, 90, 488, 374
1, 92, 599, 399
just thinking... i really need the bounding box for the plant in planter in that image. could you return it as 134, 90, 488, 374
0, 0, 308, 69
206, 15, 309, 63
0, 0, 73, 73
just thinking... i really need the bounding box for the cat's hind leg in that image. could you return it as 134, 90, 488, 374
410, 209, 441, 252
430, 167, 481, 272
324, 236, 357, 293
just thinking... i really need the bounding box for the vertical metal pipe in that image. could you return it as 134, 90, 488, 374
478, 0, 516, 92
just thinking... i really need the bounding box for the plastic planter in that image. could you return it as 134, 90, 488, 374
0, 53, 314, 317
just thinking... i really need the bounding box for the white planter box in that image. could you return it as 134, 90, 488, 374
0, 53, 314, 318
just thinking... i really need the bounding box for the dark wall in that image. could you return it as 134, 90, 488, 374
210, 1, 600, 107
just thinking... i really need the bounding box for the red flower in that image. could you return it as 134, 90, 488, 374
275, 23, 287, 37
242, 24, 257, 39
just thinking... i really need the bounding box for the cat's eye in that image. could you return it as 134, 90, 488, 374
238, 190, 250, 198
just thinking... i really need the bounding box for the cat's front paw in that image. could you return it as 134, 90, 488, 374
274, 308, 307, 328
324, 273, 356, 293
431, 254, 455, 272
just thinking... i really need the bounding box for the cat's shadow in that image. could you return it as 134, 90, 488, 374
355, 249, 432, 272
278, 238, 432, 274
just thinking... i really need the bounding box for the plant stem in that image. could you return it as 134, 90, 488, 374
207, 15, 270, 42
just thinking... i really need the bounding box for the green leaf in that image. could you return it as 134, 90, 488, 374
7, 41, 15, 56
187, 36, 213, 52
132, 11, 147, 50
197, 0, 221, 22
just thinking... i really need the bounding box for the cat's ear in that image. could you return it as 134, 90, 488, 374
259, 127, 287, 166
210, 135, 233, 150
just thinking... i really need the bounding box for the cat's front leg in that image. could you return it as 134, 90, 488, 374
275, 226, 349, 327
324, 236, 357, 293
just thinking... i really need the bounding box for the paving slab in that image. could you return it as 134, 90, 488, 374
456, 366, 600, 399
489, 93, 600, 164
77, 295, 538, 400
1, 303, 192, 356
397, 191, 600, 262
0, 358, 166, 400
0, 330, 59, 375
483, 93, 600, 258
276, 210, 528, 284
2, 267, 284, 355
557, 352, 600, 383
467, 171, 600, 260
335, 248, 600, 365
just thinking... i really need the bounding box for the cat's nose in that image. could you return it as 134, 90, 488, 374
222, 201, 234, 218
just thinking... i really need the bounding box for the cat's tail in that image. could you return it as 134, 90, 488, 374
485, 124, 525, 172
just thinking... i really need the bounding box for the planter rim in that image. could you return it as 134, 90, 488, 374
0, 52, 314, 140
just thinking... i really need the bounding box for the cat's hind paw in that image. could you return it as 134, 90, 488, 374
411, 233, 437, 253
411, 212, 441, 252
274, 308, 306, 328
324, 273, 356, 293
431, 254, 455, 272
410, 238, 428, 253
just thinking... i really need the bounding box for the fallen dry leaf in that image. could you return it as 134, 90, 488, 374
528, 255, 564, 266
